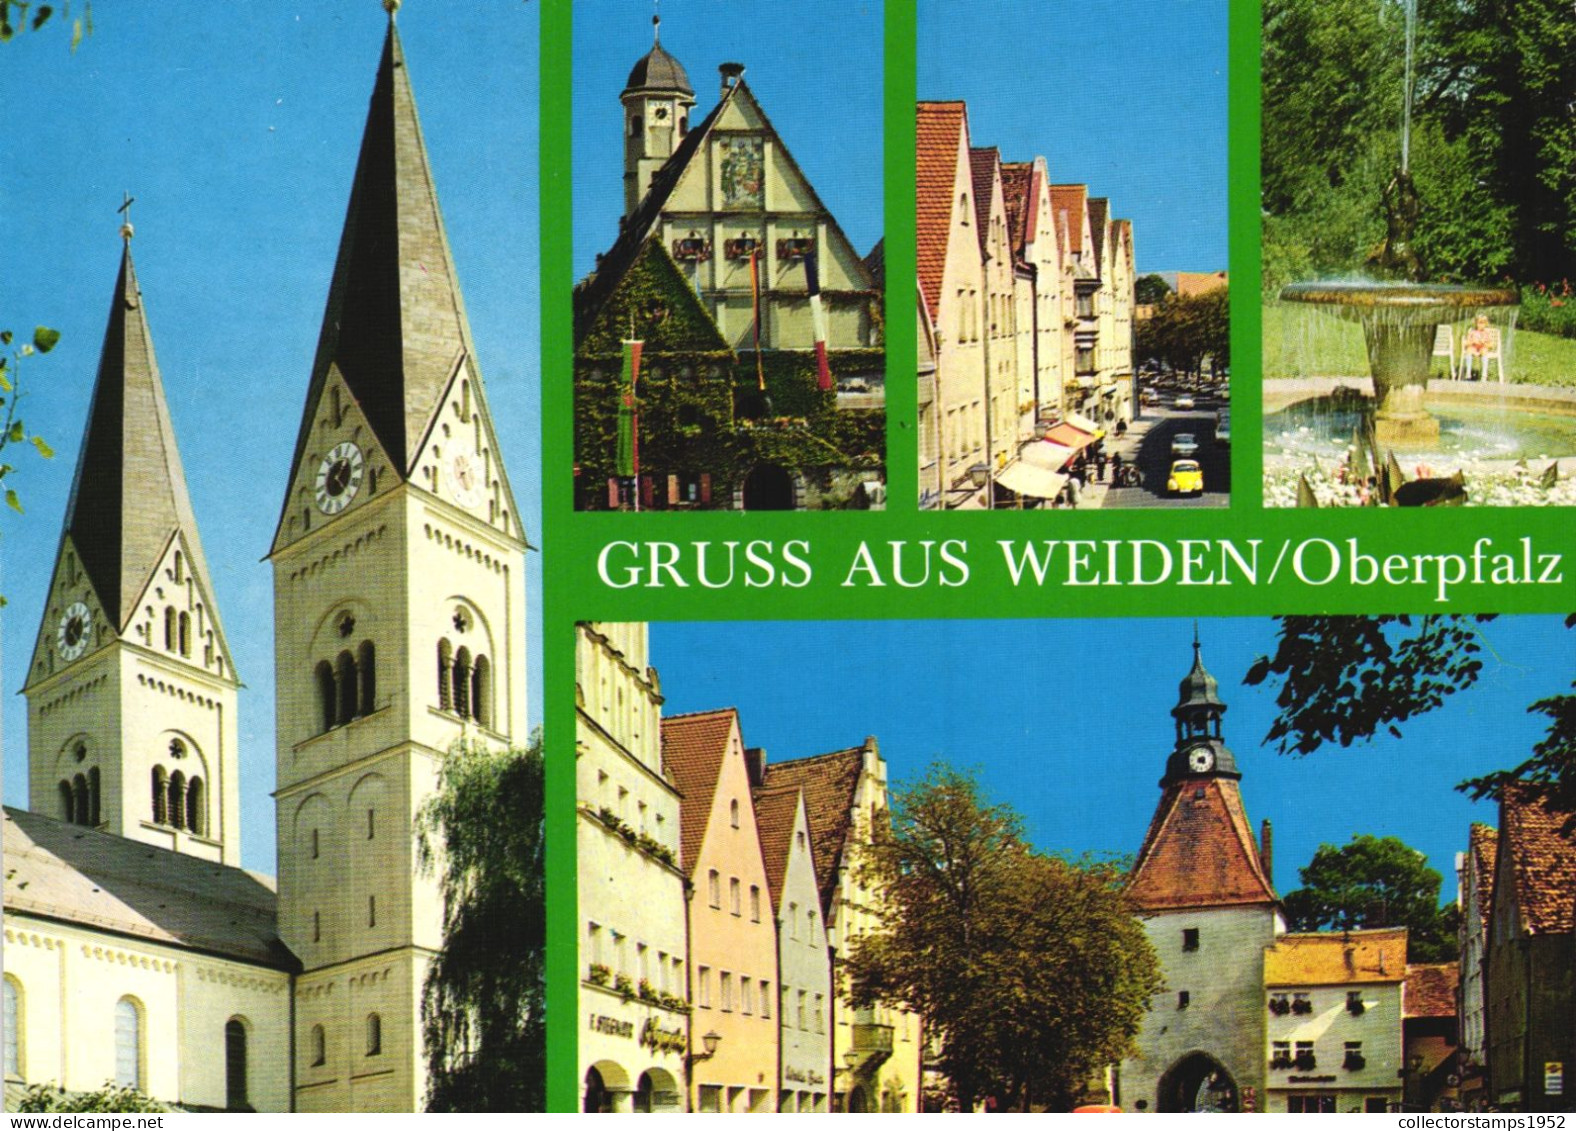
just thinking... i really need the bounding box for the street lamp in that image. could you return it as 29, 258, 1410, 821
967, 462, 992, 510
687, 1031, 722, 1067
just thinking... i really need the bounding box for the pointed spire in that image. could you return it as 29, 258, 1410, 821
291, 18, 478, 479
63, 243, 216, 631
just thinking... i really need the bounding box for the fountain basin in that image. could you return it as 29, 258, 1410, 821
1280, 281, 1519, 447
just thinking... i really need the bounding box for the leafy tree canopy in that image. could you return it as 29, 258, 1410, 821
416, 735, 546, 1112
14, 1083, 167, 1113
845, 765, 1161, 1112
1283, 833, 1461, 962
1135, 274, 1173, 306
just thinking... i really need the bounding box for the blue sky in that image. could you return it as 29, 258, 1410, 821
920, 0, 1228, 275
571, 0, 884, 277
651, 617, 1576, 903
0, 6, 540, 875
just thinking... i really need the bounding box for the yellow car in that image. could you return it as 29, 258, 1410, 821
1167, 459, 1204, 495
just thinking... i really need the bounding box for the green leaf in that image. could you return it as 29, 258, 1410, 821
0, 22, 14, 44
31, 435, 52, 458
1, 330, 13, 346
32, 326, 60, 354
0, 371, 11, 394
69, 13, 79, 51
32, 5, 52, 31
5, 489, 21, 513
7, 421, 23, 444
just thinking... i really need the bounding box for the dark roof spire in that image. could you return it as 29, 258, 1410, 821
288, 18, 479, 480
62, 242, 219, 632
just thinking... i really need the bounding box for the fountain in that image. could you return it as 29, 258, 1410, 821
1277, 0, 1518, 449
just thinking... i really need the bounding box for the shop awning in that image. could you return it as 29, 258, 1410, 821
1021, 438, 1082, 470
1042, 423, 1101, 452
1064, 411, 1107, 437
996, 460, 1068, 500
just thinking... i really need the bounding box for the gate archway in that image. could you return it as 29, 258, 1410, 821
1157, 1052, 1239, 1113
743, 463, 796, 510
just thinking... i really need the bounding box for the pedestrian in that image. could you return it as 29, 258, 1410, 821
1111, 451, 1123, 482
1116, 418, 1128, 438
1066, 476, 1081, 508
1096, 451, 1108, 481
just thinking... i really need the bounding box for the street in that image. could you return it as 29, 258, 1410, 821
1095, 399, 1231, 508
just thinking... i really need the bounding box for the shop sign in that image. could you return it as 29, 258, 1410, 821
1545, 1062, 1564, 1096
640, 1017, 686, 1056
588, 1013, 634, 1040
785, 1067, 827, 1087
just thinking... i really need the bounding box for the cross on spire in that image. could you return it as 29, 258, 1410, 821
383, 0, 401, 17
117, 192, 136, 242
653, 1, 661, 44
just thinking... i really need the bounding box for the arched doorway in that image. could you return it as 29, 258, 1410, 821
743, 463, 795, 511
1158, 1053, 1239, 1113
846, 1084, 872, 1113
584, 1067, 611, 1113
634, 1068, 681, 1113
584, 1060, 633, 1113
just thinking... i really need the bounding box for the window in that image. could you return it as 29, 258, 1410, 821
1271, 1041, 1292, 1069
452, 647, 472, 717
797, 990, 807, 1031
186, 776, 205, 836
708, 870, 721, 909
311, 827, 320, 859
178, 611, 191, 657
697, 967, 711, 1009
367, 807, 376, 839
152, 767, 168, 824
313, 910, 321, 942
788, 901, 799, 939
741, 977, 753, 1015
760, 981, 771, 1020
366, 1013, 382, 1056
720, 972, 733, 1012
368, 895, 377, 928
807, 910, 817, 945
1346, 989, 1365, 1015
225, 1019, 249, 1111
358, 641, 376, 717
336, 650, 357, 723
4, 977, 21, 1079
814, 994, 825, 1034
1294, 1041, 1316, 1069
114, 997, 142, 1089
438, 639, 453, 710
1292, 992, 1313, 1015
1178, 991, 1190, 1009
730, 799, 740, 828
1343, 1042, 1365, 1071
749, 885, 761, 922
168, 770, 186, 830
164, 606, 177, 651
1182, 928, 1200, 951
316, 660, 336, 732
1365, 1098, 1389, 1113
587, 922, 603, 966
730, 877, 741, 916
310, 1024, 326, 1067
1287, 1095, 1335, 1114
796, 830, 806, 852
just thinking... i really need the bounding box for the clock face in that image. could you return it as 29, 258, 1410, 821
57, 601, 92, 661
445, 451, 484, 508
1187, 745, 1216, 774
315, 441, 365, 515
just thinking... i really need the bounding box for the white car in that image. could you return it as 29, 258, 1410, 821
1174, 395, 1196, 411
1171, 432, 1199, 457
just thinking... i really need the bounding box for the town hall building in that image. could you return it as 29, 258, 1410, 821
5, 8, 529, 1112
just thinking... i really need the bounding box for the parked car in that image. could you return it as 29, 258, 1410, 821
1216, 412, 1231, 445
1174, 394, 1196, 411
1167, 459, 1204, 495
1171, 432, 1199, 457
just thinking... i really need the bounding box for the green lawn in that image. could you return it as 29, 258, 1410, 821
1262, 301, 1576, 387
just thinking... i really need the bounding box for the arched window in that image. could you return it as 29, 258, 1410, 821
72, 775, 89, 827
178, 611, 191, 657
471, 654, 491, 727
169, 770, 187, 831
315, 661, 336, 733
164, 607, 176, 651
365, 1013, 382, 1057
310, 1024, 326, 1067
452, 647, 472, 718
4, 976, 21, 1079
224, 1018, 249, 1111
358, 641, 376, 717
59, 781, 74, 824
629, 114, 642, 137
173, 551, 184, 584
152, 767, 168, 824
114, 997, 142, 1089
88, 767, 101, 826
187, 777, 205, 837
336, 650, 357, 725
437, 639, 454, 710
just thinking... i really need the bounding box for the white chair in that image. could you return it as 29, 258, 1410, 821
1431, 324, 1456, 375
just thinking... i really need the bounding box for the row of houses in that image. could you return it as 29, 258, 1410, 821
916, 100, 1137, 509
575, 624, 922, 1112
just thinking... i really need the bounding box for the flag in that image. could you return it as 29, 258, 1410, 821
616, 339, 642, 479
805, 247, 832, 391
749, 246, 766, 392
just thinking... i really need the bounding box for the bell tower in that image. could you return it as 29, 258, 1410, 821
621, 15, 695, 215
23, 227, 241, 865
1161, 627, 1241, 786
268, 8, 529, 1112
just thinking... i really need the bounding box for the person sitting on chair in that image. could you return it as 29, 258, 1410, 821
1462, 315, 1495, 379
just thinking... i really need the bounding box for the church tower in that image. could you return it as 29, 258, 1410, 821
622, 15, 695, 215
23, 232, 241, 866
1120, 632, 1281, 1114
268, 10, 529, 1112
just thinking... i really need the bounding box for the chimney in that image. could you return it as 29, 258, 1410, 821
744, 746, 766, 788
719, 62, 745, 96
1260, 819, 1274, 885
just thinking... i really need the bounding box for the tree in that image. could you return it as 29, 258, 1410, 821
1246, 615, 1576, 829
1, 326, 58, 607
416, 735, 546, 1112
1283, 834, 1460, 962
1135, 274, 1172, 306
14, 1082, 167, 1112
845, 765, 1161, 1112
0, 0, 92, 49
1136, 288, 1229, 377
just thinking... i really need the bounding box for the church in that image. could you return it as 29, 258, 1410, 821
573, 18, 886, 511
4, 8, 530, 1112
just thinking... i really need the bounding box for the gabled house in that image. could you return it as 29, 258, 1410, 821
1457, 822, 1498, 1107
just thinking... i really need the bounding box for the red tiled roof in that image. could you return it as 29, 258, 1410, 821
1404, 962, 1459, 1019
1468, 822, 1498, 928
1049, 184, 1087, 256
999, 161, 1034, 262
761, 743, 870, 911
1499, 783, 1576, 935
917, 101, 967, 323
1265, 928, 1408, 986
751, 785, 806, 911
1128, 776, 1278, 912
661, 708, 740, 878
1088, 197, 1109, 270
969, 146, 999, 259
